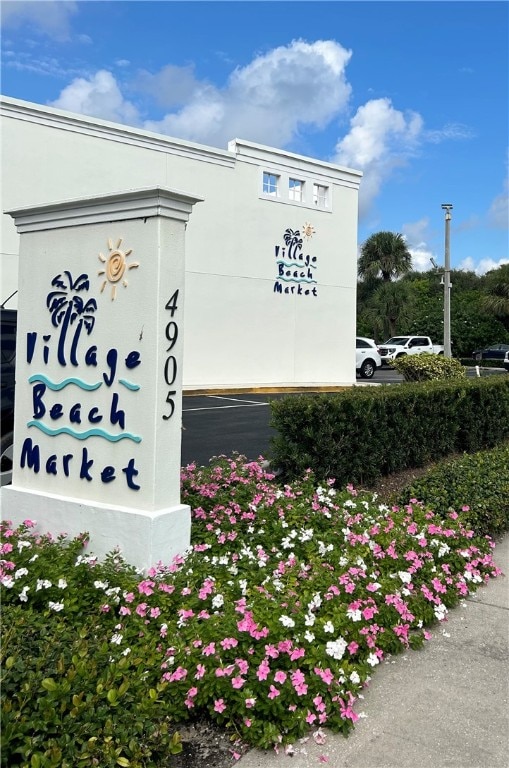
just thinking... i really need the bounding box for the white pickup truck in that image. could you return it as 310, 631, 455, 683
378, 336, 444, 365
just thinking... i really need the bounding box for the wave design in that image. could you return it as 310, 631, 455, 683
275, 276, 318, 285
28, 374, 102, 391
119, 379, 140, 391
27, 421, 142, 443
277, 260, 317, 269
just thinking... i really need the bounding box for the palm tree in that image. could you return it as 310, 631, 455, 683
363, 281, 412, 340
358, 231, 412, 282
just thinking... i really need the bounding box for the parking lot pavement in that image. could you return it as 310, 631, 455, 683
181, 394, 275, 467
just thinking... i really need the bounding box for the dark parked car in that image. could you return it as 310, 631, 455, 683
472, 343, 509, 362
1, 308, 17, 486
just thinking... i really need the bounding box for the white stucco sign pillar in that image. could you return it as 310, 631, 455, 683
1, 187, 202, 570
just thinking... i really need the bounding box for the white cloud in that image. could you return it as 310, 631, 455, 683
49, 70, 140, 125
458, 256, 509, 276
333, 98, 423, 217
143, 39, 352, 147
0, 1, 78, 40
401, 219, 436, 272
424, 122, 475, 143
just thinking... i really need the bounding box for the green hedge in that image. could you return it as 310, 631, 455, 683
396, 443, 509, 537
269, 377, 509, 487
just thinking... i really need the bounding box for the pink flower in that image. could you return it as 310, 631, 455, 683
236, 658, 249, 675
135, 603, 148, 617
231, 676, 246, 689
137, 579, 155, 596
257, 659, 270, 681
195, 664, 206, 679
203, 642, 216, 656
214, 698, 226, 713
306, 711, 317, 724
220, 637, 238, 650
274, 670, 287, 684
169, 666, 188, 682
150, 606, 161, 618
268, 685, 280, 699
347, 641, 359, 655
244, 718, 252, 727
245, 697, 256, 708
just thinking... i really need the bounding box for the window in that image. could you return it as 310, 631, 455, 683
263, 172, 279, 196
313, 183, 328, 207
289, 178, 303, 202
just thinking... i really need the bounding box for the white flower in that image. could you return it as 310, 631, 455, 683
1, 576, 14, 589
110, 633, 123, 645
367, 653, 380, 667
398, 571, 412, 584
279, 615, 295, 628
300, 528, 314, 542
323, 621, 335, 634
325, 637, 347, 660
281, 537, 294, 550
346, 608, 362, 622
212, 594, 224, 609
304, 613, 316, 627
19, 586, 30, 602
122, 647, 131, 656
434, 603, 448, 621
36, 579, 52, 591
308, 593, 322, 610
29, 554, 39, 563
17, 540, 32, 551
48, 601, 64, 612
94, 580, 109, 590
438, 543, 450, 558
304, 631, 315, 643
14, 568, 29, 580
350, 671, 361, 684
58, 579, 68, 589
239, 579, 248, 595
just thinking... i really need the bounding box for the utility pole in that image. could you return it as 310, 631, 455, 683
441, 204, 453, 358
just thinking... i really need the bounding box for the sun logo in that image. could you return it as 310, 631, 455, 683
302, 222, 315, 240
98, 238, 139, 300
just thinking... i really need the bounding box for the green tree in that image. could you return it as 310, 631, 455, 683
481, 264, 509, 331
362, 281, 412, 340
358, 231, 412, 282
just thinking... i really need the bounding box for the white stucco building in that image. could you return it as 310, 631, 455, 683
1, 95, 362, 390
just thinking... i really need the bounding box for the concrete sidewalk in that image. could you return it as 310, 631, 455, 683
239, 536, 509, 768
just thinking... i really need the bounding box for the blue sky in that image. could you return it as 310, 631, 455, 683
1, 0, 508, 274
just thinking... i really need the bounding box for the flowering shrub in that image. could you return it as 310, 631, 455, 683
392, 353, 466, 381
1, 455, 502, 766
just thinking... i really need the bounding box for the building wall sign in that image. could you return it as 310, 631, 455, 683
273, 226, 318, 297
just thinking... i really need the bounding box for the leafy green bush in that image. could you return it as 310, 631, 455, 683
396, 443, 509, 537
0, 530, 183, 768
1, 457, 503, 763
392, 353, 465, 381
269, 376, 509, 485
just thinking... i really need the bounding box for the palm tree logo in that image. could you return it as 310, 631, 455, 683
283, 228, 303, 259
46, 272, 98, 366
